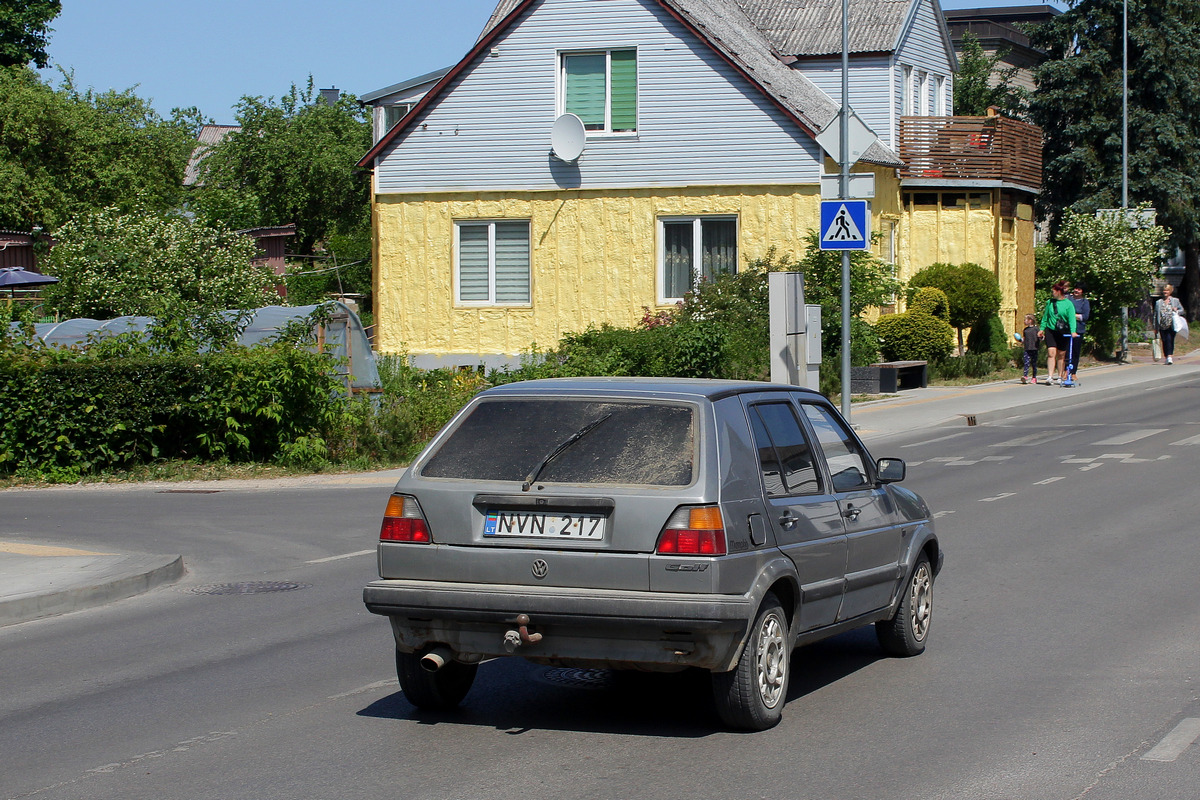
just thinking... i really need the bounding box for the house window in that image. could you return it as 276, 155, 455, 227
660, 217, 737, 302
384, 103, 414, 131
901, 66, 913, 115
561, 49, 637, 133
935, 76, 946, 115
455, 220, 531, 305
918, 71, 930, 116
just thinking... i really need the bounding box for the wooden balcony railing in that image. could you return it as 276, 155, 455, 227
898, 115, 1043, 190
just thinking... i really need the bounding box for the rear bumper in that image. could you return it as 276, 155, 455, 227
363, 579, 754, 671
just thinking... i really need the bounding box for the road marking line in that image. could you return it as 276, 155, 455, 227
1096, 453, 1134, 459
1034, 477, 1065, 485
328, 679, 398, 700
1170, 433, 1200, 446
980, 492, 1016, 502
1142, 718, 1200, 762
991, 430, 1081, 447
981, 455, 1014, 461
306, 549, 375, 564
933, 510, 956, 518
0, 542, 113, 556
1092, 428, 1167, 445
902, 432, 969, 447
1079, 463, 1104, 471
944, 460, 978, 466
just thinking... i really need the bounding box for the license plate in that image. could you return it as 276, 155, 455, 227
483, 510, 605, 540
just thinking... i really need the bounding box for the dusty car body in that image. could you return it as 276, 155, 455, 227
364, 378, 942, 729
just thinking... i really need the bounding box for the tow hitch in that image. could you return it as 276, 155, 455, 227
503, 614, 543, 652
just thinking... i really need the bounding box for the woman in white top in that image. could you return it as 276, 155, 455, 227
1154, 283, 1185, 364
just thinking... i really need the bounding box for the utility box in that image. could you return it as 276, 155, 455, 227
769, 272, 822, 390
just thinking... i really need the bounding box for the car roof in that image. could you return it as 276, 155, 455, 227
480, 377, 827, 403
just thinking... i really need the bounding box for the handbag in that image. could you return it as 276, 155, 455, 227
1054, 301, 1071, 333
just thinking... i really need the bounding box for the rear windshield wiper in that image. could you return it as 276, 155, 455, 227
522, 413, 613, 491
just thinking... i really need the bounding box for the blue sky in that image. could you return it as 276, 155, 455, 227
40, 0, 1065, 123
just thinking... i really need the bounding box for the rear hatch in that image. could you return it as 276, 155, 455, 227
382, 395, 713, 591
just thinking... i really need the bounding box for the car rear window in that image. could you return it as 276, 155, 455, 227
420, 398, 695, 486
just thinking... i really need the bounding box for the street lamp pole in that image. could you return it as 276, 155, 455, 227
1120, 0, 1129, 361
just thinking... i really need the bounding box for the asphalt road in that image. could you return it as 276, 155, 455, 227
2, 377, 1199, 800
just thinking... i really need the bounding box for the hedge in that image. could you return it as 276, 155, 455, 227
0, 346, 346, 476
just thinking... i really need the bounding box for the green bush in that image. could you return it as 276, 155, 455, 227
0, 344, 346, 478
875, 310, 954, 362
909, 287, 950, 322
966, 312, 1010, 354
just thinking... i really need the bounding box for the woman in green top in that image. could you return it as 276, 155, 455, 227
1037, 280, 1077, 384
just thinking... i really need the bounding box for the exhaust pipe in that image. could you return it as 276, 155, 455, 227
419, 645, 454, 673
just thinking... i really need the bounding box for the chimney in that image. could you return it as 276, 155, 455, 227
320, 87, 341, 106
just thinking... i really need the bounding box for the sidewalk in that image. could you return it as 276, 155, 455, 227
2, 351, 1195, 628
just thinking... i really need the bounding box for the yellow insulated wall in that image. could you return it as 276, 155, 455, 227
373, 175, 900, 358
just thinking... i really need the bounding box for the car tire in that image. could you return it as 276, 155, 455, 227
711, 593, 790, 731
395, 649, 478, 710
876, 554, 933, 657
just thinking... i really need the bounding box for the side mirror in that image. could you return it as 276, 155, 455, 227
876, 457, 906, 484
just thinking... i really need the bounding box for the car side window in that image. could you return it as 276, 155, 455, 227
748, 402, 822, 497
800, 404, 872, 492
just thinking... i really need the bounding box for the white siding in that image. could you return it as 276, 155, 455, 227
894, 0, 953, 121
792, 55, 894, 148
374, 0, 824, 194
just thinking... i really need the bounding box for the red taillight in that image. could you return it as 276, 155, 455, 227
656, 506, 726, 555
380, 495, 431, 543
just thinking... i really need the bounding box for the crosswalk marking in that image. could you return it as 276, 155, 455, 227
1034, 476, 1064, 485
1091, 428, 1167, 446
991, 430, 1081, 447
1169, 433, 1200, 446
1142, 718, 1200, 762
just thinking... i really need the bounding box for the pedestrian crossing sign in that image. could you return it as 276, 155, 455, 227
819, 200, 870, 250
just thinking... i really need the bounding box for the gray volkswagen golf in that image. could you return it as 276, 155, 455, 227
363, 377, 942, 730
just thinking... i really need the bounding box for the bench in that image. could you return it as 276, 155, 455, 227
850, 360, 929, 394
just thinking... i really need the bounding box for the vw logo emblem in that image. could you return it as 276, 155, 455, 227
531, 559, 549, 579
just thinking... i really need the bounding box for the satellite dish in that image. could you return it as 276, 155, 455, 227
550, 113, 586, 162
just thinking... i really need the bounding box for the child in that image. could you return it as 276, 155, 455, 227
1020, 314, 1041, 384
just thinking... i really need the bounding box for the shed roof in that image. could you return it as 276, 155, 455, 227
184, 124, 241, 187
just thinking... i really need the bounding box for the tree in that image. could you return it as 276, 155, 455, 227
907, 262, 1002, 354
1041, 207, 1167, 340
953, 31, 1028, 117
1030, 0, 1200, 319
0, 0, 60, 68
758, 230, 903, 317
43, 207, 277, 345
193, 79, 372, 256
0, 66, 198, 231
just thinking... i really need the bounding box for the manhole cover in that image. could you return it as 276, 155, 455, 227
188, 581, 309, 595
541, 668, 612, 689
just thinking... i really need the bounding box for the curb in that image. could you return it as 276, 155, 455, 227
0, 553, 184, 628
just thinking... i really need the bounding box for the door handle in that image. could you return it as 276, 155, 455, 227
778, 510, 798, 530
842, 504, 861, 521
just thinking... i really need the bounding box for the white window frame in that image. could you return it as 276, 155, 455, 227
453, 220, 532, 307
657, 216, 739, 304
557, 48, 638, 135
935, 75, 946, 116
918, 71, 930, 116
901, 65, 914, 115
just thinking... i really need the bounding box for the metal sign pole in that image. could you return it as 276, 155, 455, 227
840, 0, 851, 420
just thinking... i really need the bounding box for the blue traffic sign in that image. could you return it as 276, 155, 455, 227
819, 200, 870, 250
